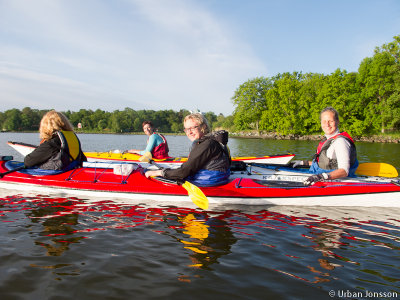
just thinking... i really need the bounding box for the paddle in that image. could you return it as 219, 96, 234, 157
355, 163, 398, 178
139, 152, 209, 210
248, 162, 399, 178
0, 165, 25, 178
139, 152, 165, 169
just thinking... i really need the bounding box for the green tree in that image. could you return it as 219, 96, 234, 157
297, 73, 326, 133
3, 109, 22, 131
232, 77, 271, 131
204, 112, 217, 130
133, 118, 142, 132
315, 69, 363, 135
380, 35, 400, 130
97, 119, 108, 131
261, 72, 305, 134
20, 107, 41, 130
357, 52, 396, 133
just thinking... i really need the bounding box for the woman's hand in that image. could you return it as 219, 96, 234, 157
145, 170, 163, 178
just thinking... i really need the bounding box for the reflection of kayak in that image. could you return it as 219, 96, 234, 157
7, 141, 295, 165
1, 158, 400, 207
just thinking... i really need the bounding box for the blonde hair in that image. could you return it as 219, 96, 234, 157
39, 110, 74, 140
184, 113, 210, 134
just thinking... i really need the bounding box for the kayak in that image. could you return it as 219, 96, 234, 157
7, 141, 295, 165
84, 151, 295, 165
1, 158, 400, 207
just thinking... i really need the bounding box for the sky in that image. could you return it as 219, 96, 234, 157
0, 0, 399, 116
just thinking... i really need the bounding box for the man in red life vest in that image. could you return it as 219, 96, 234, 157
292, 107, 359, 186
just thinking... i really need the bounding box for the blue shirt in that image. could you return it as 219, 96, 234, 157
139, 133, 164, 155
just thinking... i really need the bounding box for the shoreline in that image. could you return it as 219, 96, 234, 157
3, 130, 400, 143
229, 132, 400, 143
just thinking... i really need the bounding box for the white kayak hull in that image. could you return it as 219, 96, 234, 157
1, 180, 399, 208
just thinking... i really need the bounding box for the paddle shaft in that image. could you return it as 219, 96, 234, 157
148, 159, 165, 170
143, 153, 209, 210
0, 165, 25, 178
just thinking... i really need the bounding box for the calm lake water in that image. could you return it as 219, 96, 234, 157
0, 133, 399, 299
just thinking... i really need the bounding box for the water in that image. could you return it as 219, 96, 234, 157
1, 133, 400, 299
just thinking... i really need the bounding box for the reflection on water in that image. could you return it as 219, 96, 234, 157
176, 213, 236, 271
26, 198, 82, 257
0, 194, 399, 298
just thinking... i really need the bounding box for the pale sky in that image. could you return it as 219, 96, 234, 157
0, 0, 399, 115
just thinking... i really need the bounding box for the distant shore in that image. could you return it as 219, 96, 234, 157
229, 131, 400, 143
4, 130, 400, 143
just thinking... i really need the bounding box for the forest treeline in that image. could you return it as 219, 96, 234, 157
0, 107, 233, 134
1, 35, 399, 136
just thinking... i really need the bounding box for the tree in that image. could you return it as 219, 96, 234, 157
315, 69, 363, 135
380, 35, 400, 130
20, 107, 40, 130
204, 112, 217, 130
297, 73, 326, 133
3, 109, 22, 131
357, 52, 396, 133
232, 77, 271, 131
260, 72, 305, 134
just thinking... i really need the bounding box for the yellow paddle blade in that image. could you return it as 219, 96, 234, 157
139, 151, 152, 163
356, 163, 399, 178
182, 181, 209, 210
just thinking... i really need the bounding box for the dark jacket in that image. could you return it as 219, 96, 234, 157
24, 131, 86, 170
164, 135, 230, 182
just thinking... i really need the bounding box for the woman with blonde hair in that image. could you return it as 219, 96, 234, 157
24, 110, 86, 170
145, 113, 231, 187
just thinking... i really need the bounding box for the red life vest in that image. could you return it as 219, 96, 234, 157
315, 132, 354, 161
313, 131, 357, 171
151, 133, 170, 159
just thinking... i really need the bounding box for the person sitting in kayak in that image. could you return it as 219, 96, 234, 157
126, 121, 170, 159
144, 113, 231, 187
291, 107, 359, 185
24, 110, 86, 171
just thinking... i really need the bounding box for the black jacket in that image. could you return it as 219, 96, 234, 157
24, 133, 86, 170
164, 135, 230, 181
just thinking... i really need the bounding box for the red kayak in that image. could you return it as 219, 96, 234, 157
1, 159, 400, 208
